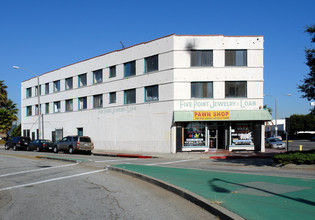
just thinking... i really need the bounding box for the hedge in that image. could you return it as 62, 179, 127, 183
273, 151, 315, 165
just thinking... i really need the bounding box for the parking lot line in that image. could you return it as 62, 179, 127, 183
0, 163, 78, 178
0, 169, 106, 192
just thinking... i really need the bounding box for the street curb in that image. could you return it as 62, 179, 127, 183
210, 155, 274, 159
93, 152, 154, 159
109, 166, 244, 220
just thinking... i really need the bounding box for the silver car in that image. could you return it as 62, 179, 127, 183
53, 135, 94, 154
265, 138, 286, 149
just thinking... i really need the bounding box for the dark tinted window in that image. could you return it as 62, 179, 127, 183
80, 137, 91, 142
73, 137, 78, 141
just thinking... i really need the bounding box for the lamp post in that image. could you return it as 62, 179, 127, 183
265, 94, 291, 137
13, 66, 42, 139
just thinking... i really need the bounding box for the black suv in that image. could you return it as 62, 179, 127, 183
5, 136, 32, 151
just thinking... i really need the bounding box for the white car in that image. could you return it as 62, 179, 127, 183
265, 138, 286, 149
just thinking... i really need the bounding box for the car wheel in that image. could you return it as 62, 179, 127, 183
36, 146, 40, 152
5, 144, 9, 150
68, 146, 74, 154
13, 145, 17, 151
53, 146, 58, 153
86, 151, 92, 155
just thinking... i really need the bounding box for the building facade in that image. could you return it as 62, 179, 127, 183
21, 34, 271, 153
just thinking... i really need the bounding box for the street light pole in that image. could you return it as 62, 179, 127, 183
265, 94, 291, 137
13, 66, 42, 139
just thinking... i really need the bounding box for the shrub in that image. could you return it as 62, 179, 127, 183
273, 151, 315, 165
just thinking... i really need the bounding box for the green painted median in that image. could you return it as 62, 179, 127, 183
113, 164, 315, 220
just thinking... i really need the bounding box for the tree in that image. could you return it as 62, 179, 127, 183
298, 24, 315, 114
10, 123, 21, 137
0, 81, 18, 138
290, 114, 315, 135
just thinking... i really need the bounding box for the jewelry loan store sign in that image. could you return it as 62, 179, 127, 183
179, 100, 258, 110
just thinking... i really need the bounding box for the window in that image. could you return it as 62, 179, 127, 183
45, 83, 49, 94
79, 97, 87, 110
93, 94, 103, 108
124, 89, 136, 104
54, 101, 61, 113
26, 106, 32, 116
145, 85, 159, 102
225, 50, 247, 66
225, 81, 247, 97
191, 50, 213, 67
65, 77, 73, 90
93, 69, 103, 84
145, 55, 158, 73
26, 88, 32, 98
124, 61, 136, 77
109, 66, 116, 78
35, 104, 40, 115
78, 73, 87, 87
77, 128, 83, 136
53, 80, 60, 92
45, 103, 49, 114
191, 82, 213, 98
109, 92, 116, 104
65, 99, 73, 112
35, 85, 41, 96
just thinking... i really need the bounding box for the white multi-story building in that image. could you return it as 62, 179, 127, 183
21, 34, 271, 153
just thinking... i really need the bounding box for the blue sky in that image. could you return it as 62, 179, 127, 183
1, 0, 314, 121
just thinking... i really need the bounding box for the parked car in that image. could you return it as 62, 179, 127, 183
5, 136, 31, 151
27, 139, 54, 152
53, 135, 94, 154
311, 136, 315, 142
265, 138, 286, 149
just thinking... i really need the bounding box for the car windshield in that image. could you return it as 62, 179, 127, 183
270, 138, 281, 142
80, 137, 91, 142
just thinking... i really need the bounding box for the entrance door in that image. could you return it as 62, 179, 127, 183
208, 128, 217, 149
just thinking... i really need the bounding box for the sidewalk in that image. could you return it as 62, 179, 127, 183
111, 164, 315, 220
92, 148, 285, 159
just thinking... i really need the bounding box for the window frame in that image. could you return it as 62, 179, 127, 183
78, 73, 87, 87
124, 89, 136, 104
26, 106, 32, 116
109, 92, 116, 104
45, 83, 49, 94
93, 69, 103, 84
65, 99, 73, 112
53, 101, 61, 113
191, 50, 213, 67
124, 61, 136, 77
145, 55, 159, 73
191, 82, 213, 99
145, 85, 159, 102
53, 80, 60, 92
45, 103, 49, 114
26, 87, 32, 98
225, 81, 247, 98
93, 94, 103, 108
225, 50, 247, 66
78, 97, 87, 110
109, 66, 116, 78
65, 77, 73, 90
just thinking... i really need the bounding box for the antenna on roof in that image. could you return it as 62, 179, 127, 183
120, 41, 125, 49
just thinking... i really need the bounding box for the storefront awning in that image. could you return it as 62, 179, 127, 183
174, 110, 272, 122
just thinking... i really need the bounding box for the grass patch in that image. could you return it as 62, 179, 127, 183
273, 150, 315, 165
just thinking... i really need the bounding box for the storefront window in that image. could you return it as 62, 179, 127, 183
230, 122, 254, 146
184, 122, 206, 146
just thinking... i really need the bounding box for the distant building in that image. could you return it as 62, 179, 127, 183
21, 34, 271, 153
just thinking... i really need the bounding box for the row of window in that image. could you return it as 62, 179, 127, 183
25, 81, 247, 116
25, 50, 247, 98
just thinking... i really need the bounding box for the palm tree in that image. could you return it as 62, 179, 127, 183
0, 80, 8, 107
